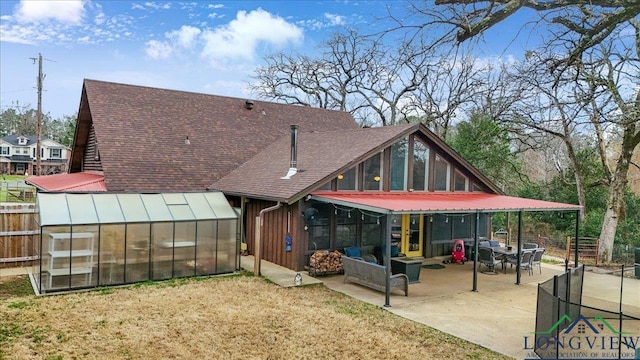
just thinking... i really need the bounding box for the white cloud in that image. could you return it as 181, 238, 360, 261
201, 8, 303, 62
14, 0, 86, 24
168, 25, 201, 49
208, 4, 224, 9
145, 39, 173, 59
324, 13, 345, 26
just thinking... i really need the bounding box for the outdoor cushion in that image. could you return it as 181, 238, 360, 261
345, 246, 361, 257
489, 240, 500, 247
479, 241, 490, 248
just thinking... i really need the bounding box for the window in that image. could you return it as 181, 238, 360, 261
431, 214, 451, 242
363, 153, 382, 190
0, 146, 8, 156
362, 213, 384, 247
454, 170, 468, 191
390, 139, 408, 191
18, 137, 27, 145
412, 140, 429, 191
434, 155, 450, 191
49, 148, 62, 158
335, 208, 356, 250
307, 202, 331, 251
337, 167, 357, 191
15, 147, 29, 155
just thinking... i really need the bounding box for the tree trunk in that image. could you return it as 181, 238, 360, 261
598, 129, 637, 262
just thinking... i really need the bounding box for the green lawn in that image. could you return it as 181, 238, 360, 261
0, 175, 26, 182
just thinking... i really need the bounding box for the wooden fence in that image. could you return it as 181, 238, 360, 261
0, 203, 38, 268
0, 183, 36, 203
566, 236, 599, 265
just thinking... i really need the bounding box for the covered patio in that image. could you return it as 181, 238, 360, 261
310, 191, 583, 306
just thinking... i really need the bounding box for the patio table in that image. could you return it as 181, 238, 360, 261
491, 247, 518, 273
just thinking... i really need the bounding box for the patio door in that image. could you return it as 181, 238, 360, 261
401, 214, 423, 257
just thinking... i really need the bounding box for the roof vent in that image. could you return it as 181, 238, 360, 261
245, 100, 254, 110
185, 136, 191, 145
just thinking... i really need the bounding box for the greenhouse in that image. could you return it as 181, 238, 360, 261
32, 192, 239, 294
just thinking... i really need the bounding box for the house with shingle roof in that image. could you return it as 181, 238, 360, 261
1, 134, 68, 175
32, 79, 580, 293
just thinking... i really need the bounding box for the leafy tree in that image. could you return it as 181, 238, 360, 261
448, 113, 524, 193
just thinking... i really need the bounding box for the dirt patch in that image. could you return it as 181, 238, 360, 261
0, 275, 510, 360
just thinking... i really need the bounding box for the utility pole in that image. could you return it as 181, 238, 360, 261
30, 53, 43, 176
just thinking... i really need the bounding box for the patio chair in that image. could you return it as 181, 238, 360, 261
523, 242, 538, 250
506, 249, 534, 276
530, 248, 545, 274
478, 247, 502, 274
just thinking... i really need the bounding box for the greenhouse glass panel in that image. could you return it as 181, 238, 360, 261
70, 225, 99, 288
93, 194, 124, 223
118, 194, 149, 222
38, 193, 70, 226
67, 194, 99, 225
173, 221, 196, 277
168, 204, 195, 221
162, 193, 188, 205
196, 220, 217, 275
125, 223, 151, 283
39, 225, 70, 292
99, 224, 125, 285
151, 222, 174, 280
183, 193, 216, 219
142, 194, 173, 221
216, 219, 237, 273
204, 192, 237, 218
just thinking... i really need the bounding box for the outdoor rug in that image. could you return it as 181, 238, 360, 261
422, 264, 445, 270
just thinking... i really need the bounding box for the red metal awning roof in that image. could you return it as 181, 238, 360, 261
25, 172, 107, 192
310, 191, 582, 214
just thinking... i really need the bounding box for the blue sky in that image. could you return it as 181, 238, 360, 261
0, 0, 537, 120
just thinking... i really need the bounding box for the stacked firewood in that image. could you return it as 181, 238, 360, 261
308, 250, 343, 276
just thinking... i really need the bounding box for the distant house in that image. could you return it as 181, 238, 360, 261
0, 134, 69, 175
28, 79, 580, 295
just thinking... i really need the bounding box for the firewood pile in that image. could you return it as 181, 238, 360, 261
308, 250, 343, 277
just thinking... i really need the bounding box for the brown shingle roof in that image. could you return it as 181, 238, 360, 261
77, 79, 358, 192
210, 123, 418, 203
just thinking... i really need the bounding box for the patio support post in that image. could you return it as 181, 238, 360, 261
574, 210, 580, 268
516, 211, 523, 285
384, 213, 392, 307
472, 211, 479, 291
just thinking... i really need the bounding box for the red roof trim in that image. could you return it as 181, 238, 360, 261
25, 172, 107, 192
310, 191, 582, 214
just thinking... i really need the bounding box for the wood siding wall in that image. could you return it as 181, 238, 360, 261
244, 200, 305, 271
0, 203, 38, 268
82, 125, 103, 172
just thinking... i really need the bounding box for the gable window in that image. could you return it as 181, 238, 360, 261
0, 146, 8, 156
18, 137, 28, 145
454, 170, 468, 191
390, 138, 408, 191
49, 148, 62, 159
412, 140, 430, 191
363, 153, 382, 190
434, 155, 450, 191
337, 167, 357, 191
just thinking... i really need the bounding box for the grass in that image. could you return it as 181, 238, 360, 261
0, 175, 26, 182
0, 274, 511, 360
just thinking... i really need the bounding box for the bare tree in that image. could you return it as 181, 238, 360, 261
423, 0, 640, 261
250, 30, 443, 126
